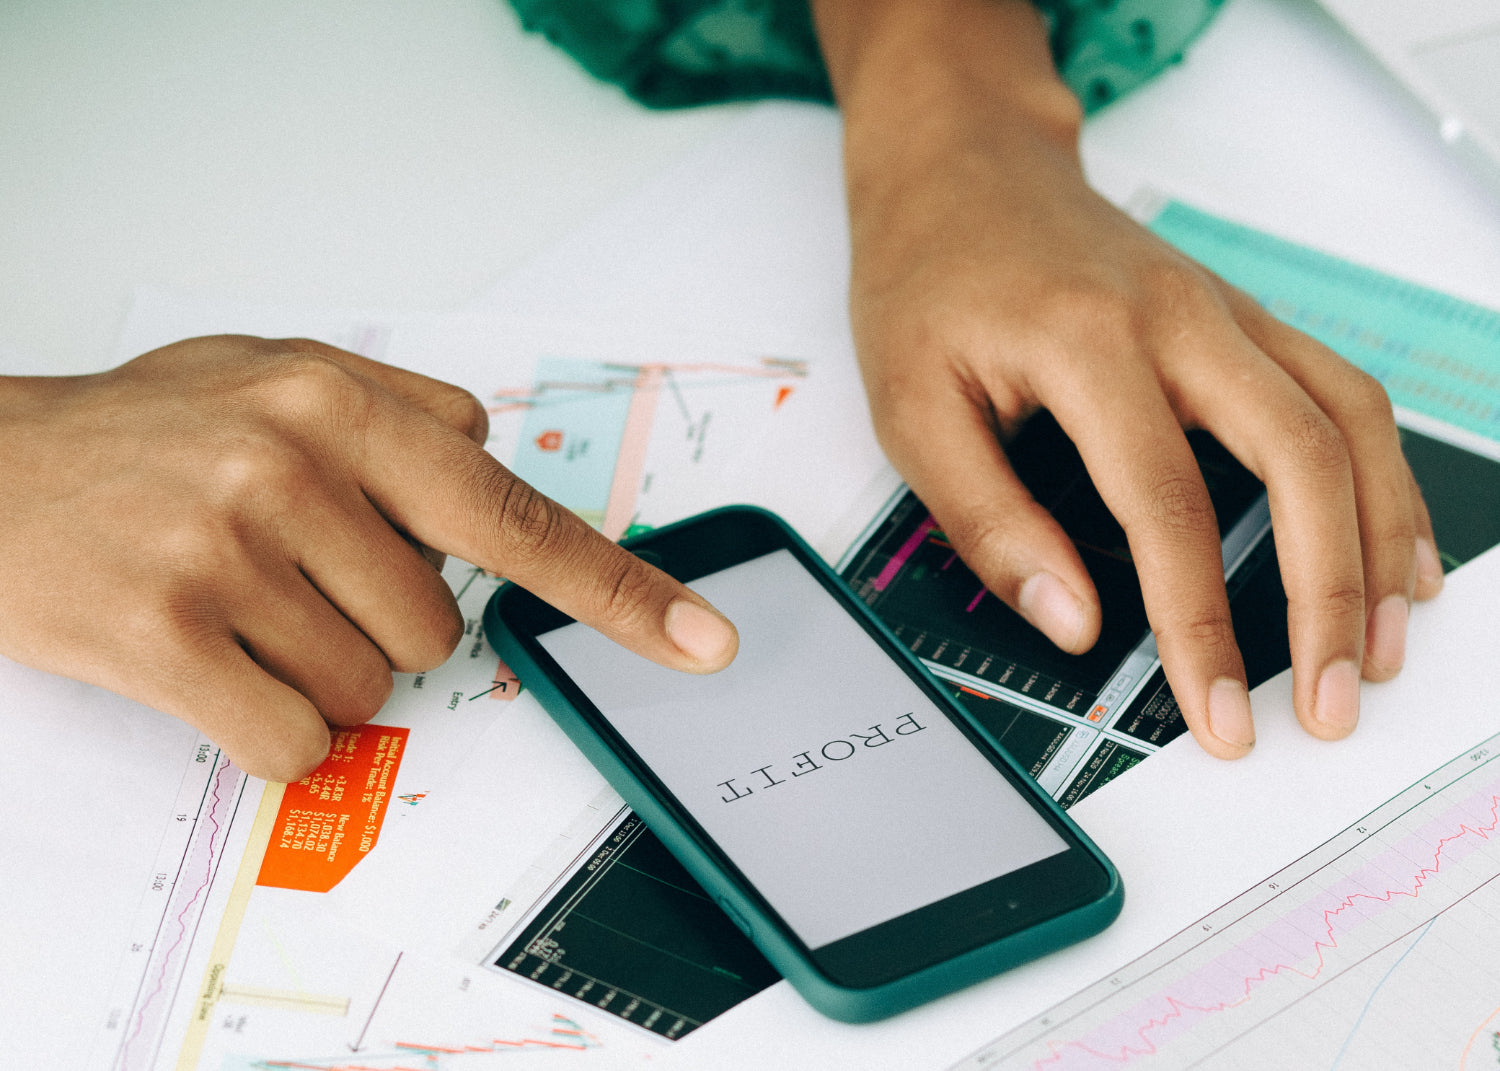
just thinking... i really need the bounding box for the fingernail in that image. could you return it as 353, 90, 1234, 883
1314, 660, 1361, 735
665, 599, 737, 668
1207, 677, 1255, 750
1416, 537, 1444, 593
1365, 595, 1408, 676
1018, 572, 1086, 652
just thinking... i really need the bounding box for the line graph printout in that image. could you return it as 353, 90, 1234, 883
488, 811, 781, 1041
953, 730, 1500, 1071
216, 1012, 602, 1070
376, 311, 886, 553
82, 552, 647, 1071
492, 355, 807, 539
840, 419, 1500, 809
95, 748, 250, 1071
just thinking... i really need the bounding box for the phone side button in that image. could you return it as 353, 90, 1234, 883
716, 896, 754, 939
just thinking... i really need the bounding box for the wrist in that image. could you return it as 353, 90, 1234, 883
0, 375, 93, 445
813, 0, 1081, 156
0, 373, 75, 407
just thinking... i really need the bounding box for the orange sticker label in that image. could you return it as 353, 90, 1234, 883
256, 726, 409, 893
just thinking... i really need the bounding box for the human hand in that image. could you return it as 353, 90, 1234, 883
0, 337, 737, 781
815, 0, 1442, 757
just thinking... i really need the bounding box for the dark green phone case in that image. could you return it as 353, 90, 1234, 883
484, 505, 1123, 1022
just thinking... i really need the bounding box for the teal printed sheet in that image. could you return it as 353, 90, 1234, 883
1151, 201, 1500, 442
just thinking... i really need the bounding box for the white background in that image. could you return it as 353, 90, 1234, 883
4, 0, 1500, 377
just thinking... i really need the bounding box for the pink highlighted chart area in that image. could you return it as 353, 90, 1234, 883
959, 732, 1500, 1070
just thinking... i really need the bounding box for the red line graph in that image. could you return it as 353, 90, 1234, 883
1030, 784, 1500, 1069
118, 753, 241, 1071
487, 358, 808, 414
256, 1015, 600, 1070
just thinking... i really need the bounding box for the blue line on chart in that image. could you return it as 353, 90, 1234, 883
1328, 917, 1437, 1071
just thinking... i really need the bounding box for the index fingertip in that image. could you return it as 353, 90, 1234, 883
665, 599, 739, 672
1205, 677, 1256, 756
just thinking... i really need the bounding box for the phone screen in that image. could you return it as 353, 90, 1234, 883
536, 548, 1070, 951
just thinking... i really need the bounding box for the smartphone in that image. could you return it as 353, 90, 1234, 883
483, 506, 1122, 1022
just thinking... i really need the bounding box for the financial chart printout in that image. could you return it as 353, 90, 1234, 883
491, 810, 782, 1040
841, 419, 1500, 810
952, 730, 1500, 1070
495, 353, 808, 540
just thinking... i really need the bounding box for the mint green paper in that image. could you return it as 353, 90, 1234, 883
1151, 201, 1500, 441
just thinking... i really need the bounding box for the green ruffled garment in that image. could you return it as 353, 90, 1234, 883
506, 0, 1225, 113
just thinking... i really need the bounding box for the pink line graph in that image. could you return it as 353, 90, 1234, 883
261, 1014, 599, 1069
1030, 781, 1500, 1069
118, 753, 241, 1070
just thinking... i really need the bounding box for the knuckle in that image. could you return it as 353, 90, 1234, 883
1366, 489, 1418, 566
115, 592, 219, 671
1318, 581, 1367, 622
1373, 526, 1417, 580
596, 554, 664, 629
430, 599, 467, 659
259, 731, 332, 784
151, 518, 236, 581
1343, 369, 1395, 423
487, 473, 568, 570
1281, 409, 1349, 477
1141, 471, 1217, 539
857, 338, 956, 441
330, 664, 394, 726
202, 432, 310, 511
250, 346, 368, 426
437, 384, 490, 443
309, 640, 394, 727
1044, 280, 1140, 344
948, 514, 1027, 597
1156, 608, 1238, 664
868, 402, 930, 466
1289, 580, 1366, 628
1140, 258, 1214, 312
398, 598, 465, 672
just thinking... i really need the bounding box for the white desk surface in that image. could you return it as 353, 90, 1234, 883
6, 0, 1500, 1064
3, 0, 1500, 379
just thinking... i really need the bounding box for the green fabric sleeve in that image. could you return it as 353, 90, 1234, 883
506, 0, 1226, 113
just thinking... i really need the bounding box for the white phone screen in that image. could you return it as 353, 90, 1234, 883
537, 549, 1068, 950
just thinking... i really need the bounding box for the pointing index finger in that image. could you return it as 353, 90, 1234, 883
354, 396, 738, 674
